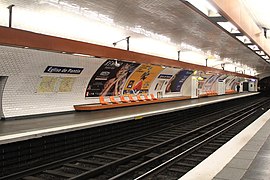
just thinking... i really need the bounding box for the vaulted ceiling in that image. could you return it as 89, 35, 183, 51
1, 0, 270, 76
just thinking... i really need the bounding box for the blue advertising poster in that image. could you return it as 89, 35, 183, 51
85, 59, 140, 97
166, 69, 194, 92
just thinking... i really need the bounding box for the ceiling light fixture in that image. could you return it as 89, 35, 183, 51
262, 55, 269, 60
217, 22, 240, 34
185, 0, 220, 17
236, 36, 251, 44
255, 51, 265, 56
247, 45, 259, 51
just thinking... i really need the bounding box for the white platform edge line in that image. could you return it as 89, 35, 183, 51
180, 109, 270, 180
0, 93, 258, 144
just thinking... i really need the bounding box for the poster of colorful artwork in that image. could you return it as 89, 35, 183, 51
165, 69, 194, 93
85, 59, 140, 97
123, 64, 163, 94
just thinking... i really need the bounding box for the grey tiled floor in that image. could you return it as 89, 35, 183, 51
214, 117, 270, 180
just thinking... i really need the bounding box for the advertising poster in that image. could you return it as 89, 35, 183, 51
58, 77, 75, 92
154, 74, 173, 90
230, 77, 241, 90
37, 76, 58, 93
37, 77, 76, 93
225, 76, 234, 89
165, 69, 194, 93
202, 74, 221, 91
123, 64, 163, 94
218, 74, 228, 82
85, 59, 140, 97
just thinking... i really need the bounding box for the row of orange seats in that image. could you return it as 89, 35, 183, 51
225, 89, 236, 94
99, 94, 158, 105
205, 91, 218, 96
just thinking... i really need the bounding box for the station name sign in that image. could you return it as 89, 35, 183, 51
44, 66, 83, 74
158, 74, 173, 79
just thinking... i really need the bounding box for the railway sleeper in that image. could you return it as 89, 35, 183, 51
59, 166, 83, 175
101, 152, 125, 158
213, 138, 231, 142
158, 133, 178, 137
150, 135, 172, 140
167, 129, 183, 133
221, 134, 236, 138
126, 143, 150, 149
64, 163, 91, 171
191, 153, 209, 158
201, 146, 219, 150
182, 157, 202, 163
135, 140, 158, 145
208, 142, 224, 146
92, 154, 119, 161
43, 169, 74, 178
156, 174, 179, 180
115, 147, 140, 152
196, 149, 213, 154
170, 164, 194, 173
168, 167, 188, 174
105, 150, 130, 156
22, 176, 43, 180
77, 159, 105, 166
143, 137, 165, 142
145, 152, 160, 159
176, 161, 197, 167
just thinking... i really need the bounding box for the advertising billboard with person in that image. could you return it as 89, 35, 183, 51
85, 59, 139, 97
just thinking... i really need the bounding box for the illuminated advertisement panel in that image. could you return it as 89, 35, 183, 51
165, 69, 194, 93
85, 59, 139, 97
123, 64, 163, 94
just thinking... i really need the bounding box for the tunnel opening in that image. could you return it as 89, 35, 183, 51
0, 76, 8, 120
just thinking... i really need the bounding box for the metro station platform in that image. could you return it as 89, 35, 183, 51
180, 95, 270, 180
1, 92, 270, 180
0, 92, 258, 145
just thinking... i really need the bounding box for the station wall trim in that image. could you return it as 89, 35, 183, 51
0, 26, 254, 79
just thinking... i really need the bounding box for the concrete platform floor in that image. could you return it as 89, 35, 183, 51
181, 108, 270, 180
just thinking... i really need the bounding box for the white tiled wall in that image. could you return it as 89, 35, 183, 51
0, 45, 106, 118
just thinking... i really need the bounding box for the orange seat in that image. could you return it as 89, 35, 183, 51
120, 96, 130, 103
128, 94, 137, 102
99, 96, 110, 105
136, 94, 144, 101
143, 94, 151, 101
150, 94, 158, 100
109, 96, 120, 104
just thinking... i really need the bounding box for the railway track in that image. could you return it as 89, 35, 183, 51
1, 96, 269, 180
130, 98, 270, 180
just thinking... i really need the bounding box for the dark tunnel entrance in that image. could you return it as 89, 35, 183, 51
259, 77, 270, 96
